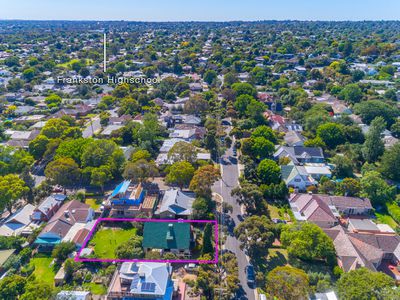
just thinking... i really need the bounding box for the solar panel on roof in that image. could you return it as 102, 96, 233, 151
141, 282, 156, 292
131, 276, 140, 288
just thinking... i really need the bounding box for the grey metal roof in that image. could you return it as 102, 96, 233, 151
158, 189, 195, 216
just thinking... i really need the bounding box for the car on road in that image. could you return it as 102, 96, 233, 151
245, 265, 255, 286
232, 148, 237, 156
272, 218, 287, 224
237, 214, 245, 222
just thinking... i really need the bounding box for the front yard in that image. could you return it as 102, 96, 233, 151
89, 227, 137, 258
268, 204, 293, 222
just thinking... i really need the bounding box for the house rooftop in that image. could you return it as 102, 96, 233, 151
116, 262, 173, 297
157, 189, 195, 216
143, 222, 190, 250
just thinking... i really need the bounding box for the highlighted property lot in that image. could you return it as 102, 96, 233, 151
75, 218, 218, 264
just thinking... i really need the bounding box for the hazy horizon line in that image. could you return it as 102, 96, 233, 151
1, 18, 399, 23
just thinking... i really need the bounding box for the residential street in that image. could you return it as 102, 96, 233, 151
82, 115, 101, 138
213, 130, 256, 300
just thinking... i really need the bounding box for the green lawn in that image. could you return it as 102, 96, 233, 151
83, 283, 107, 295
57, 58, 94, 69
29, 254, 56, 285
267, 204, 292, 221
89, 227, 137, 258
265, 248, 289, 272
268, 204, 281, 219
376, 212, 398, 229
85, 197, 103, 210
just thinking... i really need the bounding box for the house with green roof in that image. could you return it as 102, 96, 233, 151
281, 163, 316, 191
142, 222, 192, 258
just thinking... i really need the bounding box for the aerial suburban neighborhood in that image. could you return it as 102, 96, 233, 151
2, 1, 400, 299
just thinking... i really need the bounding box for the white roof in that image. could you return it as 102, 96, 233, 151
57, 291, 90, 300
62, 222, 86, 243
158, 189, 195, 216
120, 262, 172, 296
10, 131, 32, 140
0, 204, 37, 236
304, 165, 332, 175
169, 129, 196, 139
5, 204, 35, 226
376, 223, 395, 233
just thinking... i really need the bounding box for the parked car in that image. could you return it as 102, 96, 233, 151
272, 218, 287, 224
245, 265, 255, 286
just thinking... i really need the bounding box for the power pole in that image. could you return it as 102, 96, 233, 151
103, 32, 107, 72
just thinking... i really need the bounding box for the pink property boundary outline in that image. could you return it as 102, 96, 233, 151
75, 218, 218, 264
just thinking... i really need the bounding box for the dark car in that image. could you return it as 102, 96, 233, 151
245, 265, 255, 286
232, 148, 237, 156
272, 218, 287, 224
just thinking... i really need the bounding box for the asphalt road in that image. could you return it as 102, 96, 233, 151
213, 132, 256, 300
82, 116, 101, 138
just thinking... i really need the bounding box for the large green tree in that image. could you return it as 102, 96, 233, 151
354, 100, 398, 126
29, 135, 50, 160
167, 141, 198, 164
123, 159, 158, 183
281, 222, 336, 264
0, 146, 34, 176
362, 117, 386, 163
0, 275, 27, 300
330, 155, 354, 178
189, 165, 221, 198
51, 241, 76, 262
55, 138, 92, 165
166, 161, 195, 189
201, 223, 214, 256
380, 142, 400, 181
0, 174, 29, 213
339, 83, 363, 104
231, 182, 265, 215
360, 171, 396, 205
316, 122, 345, 149
337, 268, 395, 300
81, 139, 125, 177
266, 266, 310, 300
256, 159, 281, 184
234, 215, 275, 257
45, 158, 81, 190
251, 125, 277, 144
251, 137, 275, 160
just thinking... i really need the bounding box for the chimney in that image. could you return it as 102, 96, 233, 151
166, 224, 174, 240
64, 210, 69, 218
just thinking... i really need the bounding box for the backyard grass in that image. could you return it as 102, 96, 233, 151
83, 282, 107, 295
29, 254, 56, 285
89, 227, 137, 258
376, 212, 398, 229
85, 197, 103, 210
